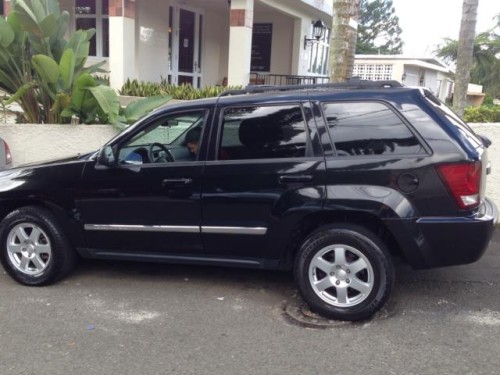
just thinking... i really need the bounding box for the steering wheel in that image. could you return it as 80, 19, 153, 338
148, 143, 174, 163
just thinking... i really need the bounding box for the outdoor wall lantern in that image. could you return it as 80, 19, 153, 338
304, 20, 326, 49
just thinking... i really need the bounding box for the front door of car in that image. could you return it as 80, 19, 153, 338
201, 102, 326, 263
75, 108, 211, 256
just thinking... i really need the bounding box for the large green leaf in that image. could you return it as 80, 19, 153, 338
59, 49, 75, 90
14, 0, 40, 23
10, 10, 41, 36
88, 85, 120, 124
46, 0, 61, 17
81, 59, 107, 75
123, 95, 172, 124
32, 54, 60, 83
70, 73, 96, 111
72, 77, 99, 123
30, 0, 47, 22
6, 10, 23, 36
0, 18, 15, 48
54, 11, 69, 40
39, 13, 58, 38
30, 0, 48, 22
49, 11, 69, 62
52, 92, 71, 114
3, 82, 36, 105
66, 30, 91, 67
60, 107, 76, 118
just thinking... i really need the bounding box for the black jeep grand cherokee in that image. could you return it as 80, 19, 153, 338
0, 81, 497, 321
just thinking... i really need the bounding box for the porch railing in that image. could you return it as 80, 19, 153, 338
249, 73, 329, 86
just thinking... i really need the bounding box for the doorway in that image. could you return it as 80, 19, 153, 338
168, 6, 204, 87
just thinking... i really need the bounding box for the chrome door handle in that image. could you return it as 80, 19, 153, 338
162, 178, 193, 187
278, 175, 314, 184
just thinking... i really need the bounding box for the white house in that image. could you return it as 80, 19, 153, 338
353, 55, 455, 101
3, 0, 471, 103
2, 0, 334, 89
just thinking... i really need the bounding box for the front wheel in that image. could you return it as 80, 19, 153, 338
294, 224, 394, 321
0, 206, 76, 286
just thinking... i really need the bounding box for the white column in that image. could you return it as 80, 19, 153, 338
227, 0, 254, 86
292, 18, 309, 75
109, 0, 136, 90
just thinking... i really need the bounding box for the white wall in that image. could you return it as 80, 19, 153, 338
424, 69, 438, 94
0, 125, 119, 166
253, 10, 294, 75
404, 66, 420, 87
203, 8, 229, 86
61, 0, 330, 85
135, 0, 170, 83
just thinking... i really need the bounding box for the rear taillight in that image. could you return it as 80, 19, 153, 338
3, 141, 12, 166
437, 161, 481, 209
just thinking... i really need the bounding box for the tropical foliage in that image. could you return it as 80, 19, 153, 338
0, 0, 170, 125
436, 15, 500, 99
356, 0, 403, 54
464, 104, 500, 123
120, 78, 241, 100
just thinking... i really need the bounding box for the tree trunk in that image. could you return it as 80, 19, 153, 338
330, 0, 360, 83
453, 0, 478, 117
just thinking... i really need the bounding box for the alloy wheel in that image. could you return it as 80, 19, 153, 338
6, 223, 52, 276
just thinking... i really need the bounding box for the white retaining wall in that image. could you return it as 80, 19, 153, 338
0, 122, 498, 208
0, 124, 120, 165
470, 124, 500, 208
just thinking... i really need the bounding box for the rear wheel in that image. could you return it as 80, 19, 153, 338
0, 206, 76, 286
294, 224, 394, 321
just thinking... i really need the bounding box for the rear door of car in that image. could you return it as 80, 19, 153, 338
200, 97, 326, 266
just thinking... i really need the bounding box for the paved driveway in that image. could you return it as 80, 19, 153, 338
1, 230, 499, 375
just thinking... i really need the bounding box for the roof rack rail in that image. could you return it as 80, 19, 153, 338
219, 79, 403, 97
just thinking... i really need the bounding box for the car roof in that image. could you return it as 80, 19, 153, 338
153, 85, 421, 114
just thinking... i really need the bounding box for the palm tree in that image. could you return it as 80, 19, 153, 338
436, 14, 500, 100
329, 0, 361, 82
453, 0, 479, 117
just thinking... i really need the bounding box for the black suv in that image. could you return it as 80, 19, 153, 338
0, 81, 497, 321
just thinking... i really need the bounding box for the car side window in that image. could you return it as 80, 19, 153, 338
322, 101, 425, 157
118, 110, 206, 164
219, 105, 309, 160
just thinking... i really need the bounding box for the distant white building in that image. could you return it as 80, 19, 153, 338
353, 55, 455, 101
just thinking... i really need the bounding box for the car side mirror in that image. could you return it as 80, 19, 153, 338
97, 146, 118, 167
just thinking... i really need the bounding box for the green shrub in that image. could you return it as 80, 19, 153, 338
464, 105, 500, 123
483, 95, 494, 106
120, 78, 242, 100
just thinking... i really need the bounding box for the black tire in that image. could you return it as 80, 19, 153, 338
0, 206, 76, 286
294, 224, 394, 321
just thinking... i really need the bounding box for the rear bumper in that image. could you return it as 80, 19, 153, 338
385, 198, 498, 269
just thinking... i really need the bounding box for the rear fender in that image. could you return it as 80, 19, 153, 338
324, 185, 416, 219
323, 185, 430, 268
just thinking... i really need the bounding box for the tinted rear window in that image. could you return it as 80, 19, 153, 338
219, 105, 309, 160
424, 94, 482, 149
322, 102, 425, 157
